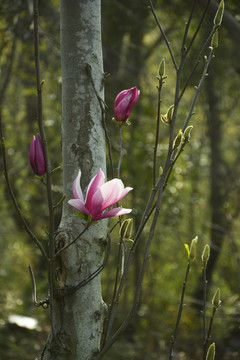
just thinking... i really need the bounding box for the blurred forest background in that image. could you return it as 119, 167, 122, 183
1, 0, 240, 359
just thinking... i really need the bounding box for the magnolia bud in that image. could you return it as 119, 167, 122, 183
202, 244, 210, 263
29, 134, 46, 176
158, 58, 165, 77
167, 105, 174, 123
172, 130, 183, 151
212, 288, 221, 308
211, 31, 218, 49
189, 236, 198, 262
114, 87, 140, 124
206, 343, 215, 360
214, 0, 224, 27
183, 125, 193, 142
120, 218, 133, 239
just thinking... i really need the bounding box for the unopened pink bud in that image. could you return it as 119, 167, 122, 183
114, 87, 140, 123
29, 134, 46, 175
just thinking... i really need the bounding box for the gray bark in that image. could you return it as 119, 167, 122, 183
41, 0, 107, 359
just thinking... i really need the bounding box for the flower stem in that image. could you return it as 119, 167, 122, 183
117, 125, 123, 179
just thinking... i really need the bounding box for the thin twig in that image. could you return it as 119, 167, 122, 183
203, 261, 208, 343
117, 125, 123, 179
179, 28, 215, 101
169, 262, 191, 360
153, 76, 163, 186
28, 265, 50, 308
101, 233, 123, 346
182, 48, 213, 132
53, 194, 66, 209
0, 116, 49, 262
181, 0, 198, 55
86, 63, 114, 179
54, 231, 111, 299
203, 307, 217, 359
33, 0, 55, 329
185, 0, 212, 56
148, 0, 178, 71
54, 223, 90, 258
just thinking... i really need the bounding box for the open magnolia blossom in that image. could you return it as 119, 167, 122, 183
68, 169, 133, 222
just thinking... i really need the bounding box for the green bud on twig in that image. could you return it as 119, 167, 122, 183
211, 30, 218, 49
161, 114, 169, 125
120, 218, 133, 239
212, 288, 221, 308
167, 105, 174, 123
172, 130, 183, 151
184, 236, 198, 262
189, 236, 198, 262
158, 58, 165, 77
214, 0, 224, 27
206, 343, 215, 360
202, 244, 210, 263
183, 125, 193, 142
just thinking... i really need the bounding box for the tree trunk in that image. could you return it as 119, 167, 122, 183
41, 1, 107, 359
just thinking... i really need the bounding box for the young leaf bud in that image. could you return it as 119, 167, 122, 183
202, 244, 210, 263
161, 114, 170, 125
206, 343, 215, 360
158, 58, 165, 77
120, 218, 133, 239
211, 31, 218, 49
172, 130, 183, 151
214, 0, 224, 27
189, 236, 198, 262
183, 125, 193, 142
167, 105, 174, 123
212, 288, 221, 308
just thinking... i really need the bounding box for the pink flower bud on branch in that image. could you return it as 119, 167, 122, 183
113, 87, 140, 124
29, 134, 46, 176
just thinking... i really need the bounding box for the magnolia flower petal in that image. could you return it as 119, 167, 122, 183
91, 179, 123, 214
100, 207, 132, 219
85, 168, 105, 210
68, 199, 90, 214
118, 186, 133, 202
72, 170, 84, 202
114, 87, 140, 122
114, 89, 130, 107
126, 88, 140, 118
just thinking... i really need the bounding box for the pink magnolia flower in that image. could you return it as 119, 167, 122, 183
114, 86, 140, 123
29, 134, 46, 175
68, 169, 133, 222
